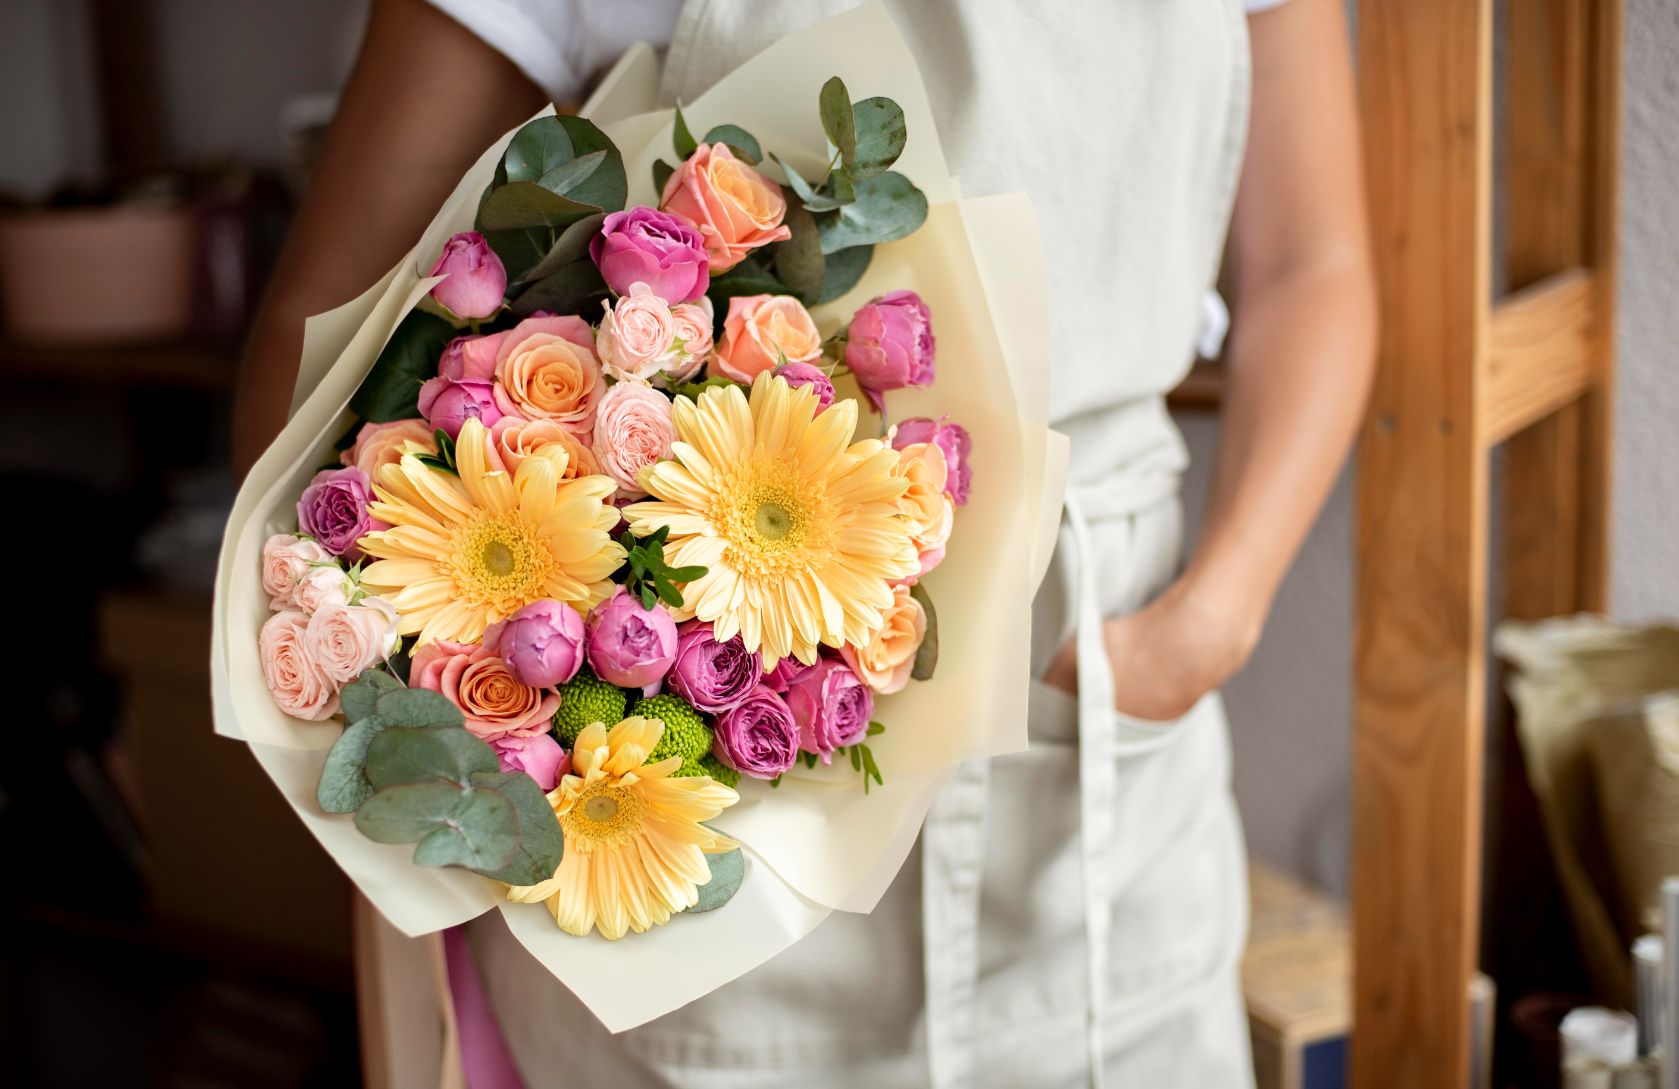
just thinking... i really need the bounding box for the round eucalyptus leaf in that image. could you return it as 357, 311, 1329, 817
340, 669, 401, 725
503, 116, 576, 184
817, 172, 927, 255
349, 310, 457, 423
373, 688, 463, 730
468, 770, 566, 886
847, 97, 907, 179
687, 848, 745, 913
816, 245, 873, 304
409, 789, 520, 872
354, 782, 471, 843
909, 581, 939, 682
702, 124, 762, 164
366, 725, 497, 789
316, 717, 387, 814
818, 77, 856, 164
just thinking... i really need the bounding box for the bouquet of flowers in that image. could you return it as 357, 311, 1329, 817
215, 3, 1064, 1029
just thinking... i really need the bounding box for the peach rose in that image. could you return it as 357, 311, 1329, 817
409, 639, 559, 741
841, 584, 926, 695
260, 611, 339, 721
341, 419, 437, 478
303, 598, 399, 684
659, 143, 791, 272
895, 441, 955, 578
261, 534, 334, 609
597, 282, 678, 383
665, 297, 715, 382
591, 381, 675, 496
489, 416, 601, 479
713, 294, 823, 383
492, 315, 604, 433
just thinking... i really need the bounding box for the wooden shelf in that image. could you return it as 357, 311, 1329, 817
0, 339, 237, 390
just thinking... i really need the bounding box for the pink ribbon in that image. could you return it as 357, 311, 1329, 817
442, 925, 527, 1089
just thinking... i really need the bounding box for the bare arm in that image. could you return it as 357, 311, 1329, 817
1044, 0, 1376, 718
233, 0, 544, 476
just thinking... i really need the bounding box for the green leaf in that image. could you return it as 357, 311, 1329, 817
702, 124, 762, 164
349, 310, 456, 422
468, 771, 566, 886
706, 260, 789, 311
410, 792, 519, 871
548, 117, 627, 211
365, 726, 498, 790
772, 190, 824, 303
817, 172, 927, 255
846, 97, 907, 179
510, 259, 608, 318
374, 688, 464, 729
818, 77, 857, 165
859, 743, 883, 793
478, 181, 599, 233
909, 581, 939, 681
652, 158, 675, 195
817, 245, 873, 303
673, 102, 698, 159
670, 375, 740, 401
771, 154, 848, 212
519, 212, 606, 285
317, 717, 388, 814
341, 670, 402, 726
535, 150, 606, 202
687, 847, 745, 912
830, 169, 856, 205
503, 116, 576, 184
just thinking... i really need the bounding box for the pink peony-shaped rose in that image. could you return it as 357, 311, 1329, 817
668, 621, 759, 713
261, 534, 334, 609
409, 639, 559, 741
586, 587, 678, 689
489, 416, 601, 479
893, 416, 972, 506
493, 599, 587, 688
591, 382, 674, 496
491, 732, 570, 791
590, 207, 710, 304
492, 315, 604, 434
260, 611, 339, 721
341, 419, 437, 479
784, 657, 874, 764
893, 441, 955, 579
428, 231, 507, 319
844, 290, 935, 412
712, 686, 800, 780
303, 597, 399, 684
298, 466, 380, 561
659, 143, 791, 272
418, 375, 504, 439
762, 655, 819, 694
713, 294, 823, 383
438, 333, 504, 382
664, 298, 715, 383
596, 283, 679, 383
773, 361, 836, 413
840, 584, 925, 695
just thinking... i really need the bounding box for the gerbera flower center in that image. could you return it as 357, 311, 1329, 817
563, 782, 642, 850
753, 499, 793, 541
446, 513, 555, 613
712, 456, 836, 578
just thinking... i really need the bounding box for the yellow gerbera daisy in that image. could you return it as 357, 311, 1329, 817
624, 373, 919, 667
359, 417, 624, 645
507, 716, 738, 939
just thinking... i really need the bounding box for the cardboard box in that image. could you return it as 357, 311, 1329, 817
1244, 863, 1352, 1089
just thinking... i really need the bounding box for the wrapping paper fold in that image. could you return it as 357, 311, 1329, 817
211, 1, 1066, 1031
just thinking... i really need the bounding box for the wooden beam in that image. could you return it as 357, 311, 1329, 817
1483, 269, 1599, 447
1352, 3, 1492, 1089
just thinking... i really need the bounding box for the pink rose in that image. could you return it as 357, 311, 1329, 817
664, 298, 715, 383
844, 290, 935, 413
261, 534, 334, 609
713, 294, 822, 384
659, 143, 791, 272
784, 657, 873, 764
491, 732, 570, 791
762, 655, 819, 694
418, 375, 504, 439
303, 597, 399, 684
589, 207, 710, 303
493, 599, 587, 688
341, 419, 437, 479
428, 231, 507, 320
297, 466, 380, 561
892, 416, 972, 506
586, 587, 678, 689
409, 639, 560, 741
894, 441, 954, 579
293, 564, 353, 615
840, 584, 925, 695
489, 416, 602, 479
591, 382, 674, 496
259, 611, 339, 721
492, 315, 605, 433
597, 283, 679, 383
438, 333, 505, 381
773, 361, 835, 412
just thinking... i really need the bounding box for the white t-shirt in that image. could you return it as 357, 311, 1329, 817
427, 0, 1289, 106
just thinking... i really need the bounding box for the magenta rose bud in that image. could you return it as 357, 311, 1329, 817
773, 361, 836, 413
784, 657, 874, 764
491, 732, 569, 791
894, 416, 973, 506
590, 207, 710, 304
496, 599, 587, 688
713, 686, 800, 780
667, 622, 759, 712
428, 231, 507, 319
298, 466, 379, 561
417, 376, 504, 439
585, 587, 678, 688
843, 290, 935, 413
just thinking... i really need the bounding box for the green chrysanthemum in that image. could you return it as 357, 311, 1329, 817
553, 669, 629, 749
637, 694, 714, 763
672, 752, 740, 790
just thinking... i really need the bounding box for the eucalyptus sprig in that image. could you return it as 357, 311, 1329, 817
618, 525, 707, 610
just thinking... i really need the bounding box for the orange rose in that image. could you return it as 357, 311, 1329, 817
841, 583, 926, 695
712, 294, 823, 383
660, 143, 792, 272
341, 419, 437, 478
894, 441, 954, 578
490, 416, 601, 479
492, 315, 604, 433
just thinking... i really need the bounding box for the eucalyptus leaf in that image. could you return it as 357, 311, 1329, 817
374, 688, 464, 729
341, 670, 402, 726
909, 581, 939, 681
468, 770, 566, 886
518, 212, 606, 285
846, 97, 907, 179
772, 190, 824, 303
503, 116, 576, 184
354, 781, 474, 843
830, 169, 856, 205
687, 847, 745, 912
817, 171, 927, 255
365, 726, 498, 790
535, 150, 606, 202
817, 245, 873, 304
477, 181, 599, 233
652, 158, 675, 195
818, 77, 856, 165
317, 717, 388, 814
408, 789, 520, 871
511, 259, 608, 318
549, 116, 627, 211
673, 102, 698, 159
705, 260, 789, 313
771, 154, 848, 212
348, 310, 456, 422
702, 124, 762, 164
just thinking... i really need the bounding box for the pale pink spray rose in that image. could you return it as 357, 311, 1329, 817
658, 143, 791, 272
303, 597, 400, 684
589, 207, 710, 304
893, 416, 973, 506
491, 732, 570, 791
492, 599, 587, 688
591, 382, 675, 496
664, 298, 715, 383
586, 587, 678, 689
773, 361, 836, 413
292, 563, 353, 615
341, 419, 437, 478
711, 686, 800, 780
417, 375, 505, 439
261, 534, 334, 609
844, 290, 936, 412
297, 466, 380, 561
260, 611, 339, 721
409, 639, 559, 741
428, 231, 507, 319
597, 283, 679, 383
784, 657, 874, 764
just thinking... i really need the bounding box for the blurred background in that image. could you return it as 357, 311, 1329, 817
0, 1, 1674, 1087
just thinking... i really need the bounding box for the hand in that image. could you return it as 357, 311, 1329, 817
1039, 576, 1262, 722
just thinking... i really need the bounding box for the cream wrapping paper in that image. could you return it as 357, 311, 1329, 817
212, 2, 1066, 1030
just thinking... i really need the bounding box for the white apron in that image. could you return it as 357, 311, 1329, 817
374, 2, 1256, 1085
